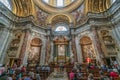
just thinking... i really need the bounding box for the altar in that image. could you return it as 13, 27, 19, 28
53, 36, 70, 64
54, 56, 70, 63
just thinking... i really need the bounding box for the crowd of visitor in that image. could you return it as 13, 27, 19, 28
0, 60, 120, 80
0, 63, 51, 80
69, 61, 120, 80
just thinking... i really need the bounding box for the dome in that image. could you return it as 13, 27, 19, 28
42, 0, 75, 8
34, 0, 83, 13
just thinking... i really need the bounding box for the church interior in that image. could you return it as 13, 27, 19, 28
0, 0, 120, 80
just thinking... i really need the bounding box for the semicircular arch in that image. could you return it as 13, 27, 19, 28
46, 13, 75, 26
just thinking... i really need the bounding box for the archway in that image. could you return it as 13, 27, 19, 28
80, 36, 96, 63
27, 38, 42, 67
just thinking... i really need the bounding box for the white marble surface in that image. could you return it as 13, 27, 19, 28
47, 71, 68, 80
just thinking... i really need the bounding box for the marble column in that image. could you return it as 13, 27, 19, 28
40, 37, 46, 65
0, 28, 11, 64
71, 34, 78, 62
91, 27, 104, 64
19, 29, 30, 65
75, 36, 83, 63
45, 35, 51, 64
49, 41, 54, 63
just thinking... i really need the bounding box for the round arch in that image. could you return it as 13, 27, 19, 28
80, 36, 92, 45
80, 36, 96, 63
27, 38, 42, 67
46, 13, 75, 25
31, 38, 42, 46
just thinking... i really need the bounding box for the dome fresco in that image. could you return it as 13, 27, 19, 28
34, 0, 83, 13
0, 0, 116, 28
0, 0, 120, 80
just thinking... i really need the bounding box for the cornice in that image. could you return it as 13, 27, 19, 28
73, 1, 120, 30
0, 1, 120, 32
0, 3, 46, 30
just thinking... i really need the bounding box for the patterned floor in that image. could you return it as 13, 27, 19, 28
47, 70, 68, 80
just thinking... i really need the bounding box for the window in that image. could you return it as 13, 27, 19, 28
56, 0, 64, 7
55, 26, 68, 31
43, 0, 75, 7
43, 0, 49, 3
0, 0, 11, 10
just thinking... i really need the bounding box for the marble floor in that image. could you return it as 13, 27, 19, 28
46, 69, 68, 80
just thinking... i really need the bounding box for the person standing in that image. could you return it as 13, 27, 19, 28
36, 72, 41, 80
24, 75, 32, 80
88, 72, 94, 80
69, 70, 75, 80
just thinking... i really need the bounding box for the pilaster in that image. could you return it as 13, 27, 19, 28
71, 29, 78, 62
75, 36, 83, 63
91, 27, 104, 64
19, 29, 31, 65
0, 28, 11, 64
40, 36, 46, 65
49, 41, 54, 63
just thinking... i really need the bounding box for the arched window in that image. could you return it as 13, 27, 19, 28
43, 0, 49, 3
56, 0, 64, 7
0, 0, 11, 10
43, 0, 75, 7
55, 26, 68, 31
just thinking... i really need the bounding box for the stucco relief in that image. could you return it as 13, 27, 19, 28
71, 4, 87, 26
7, 31, 23, 57
36, 8, 48, 27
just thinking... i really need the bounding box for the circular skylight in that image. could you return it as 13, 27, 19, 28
43, 0, 75, 8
